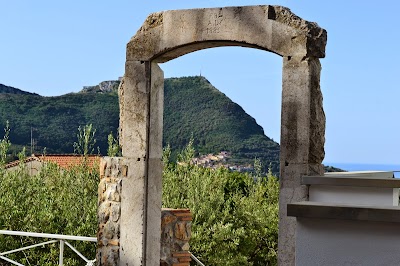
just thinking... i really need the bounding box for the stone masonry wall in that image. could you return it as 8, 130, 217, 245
97, 157, 123, 265
160, 209, 192, 266
97, 157, 192, 266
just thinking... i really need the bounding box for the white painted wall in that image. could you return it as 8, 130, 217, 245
309, 185, 399, 206
325, 171, 394, 179
296, 218, 400, 266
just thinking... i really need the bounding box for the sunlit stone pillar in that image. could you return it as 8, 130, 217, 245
118, 60, 164, 265
278, 56, 325, 265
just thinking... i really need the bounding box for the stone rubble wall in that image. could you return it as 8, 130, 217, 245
160, 209, 192, 266
97, 157, 123, 266
97, 157, 192, 266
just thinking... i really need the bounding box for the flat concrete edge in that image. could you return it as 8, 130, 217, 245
288, 201, 400, 223
302, 176, 400, 188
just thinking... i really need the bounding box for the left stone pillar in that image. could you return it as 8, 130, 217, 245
97, 157, 124, 265
118, 60, 164, 265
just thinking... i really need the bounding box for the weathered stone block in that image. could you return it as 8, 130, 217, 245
111, 203, 121, 222
127, 5, 326, 62
98, 202, 110, 224
106, 184, 120, 202
97, 158, 123, 266
160, 209, 192, 266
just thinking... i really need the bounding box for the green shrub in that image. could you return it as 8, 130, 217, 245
0, 138, 279, 265
163, 142, 279, 265
0, 162, 99, 265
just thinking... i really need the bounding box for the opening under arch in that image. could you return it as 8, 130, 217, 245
159, 46, 282, 174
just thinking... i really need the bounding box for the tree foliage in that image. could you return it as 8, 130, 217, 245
163, 76, 280, 174
73, 123, 97, 156
0, 121, 10, 169
0, 127, 279, 265
107, 131, 120, 157
163, 141, 279, 265
0, 93, 119, 156
0, 160, 98, 265
0, 124, 98, 265
0, 76, 280, 174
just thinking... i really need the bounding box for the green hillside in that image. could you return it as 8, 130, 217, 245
0, 84, 38, 96
164, 77, 279, 172
0, 91, 119, 155
0, 77, 280, 173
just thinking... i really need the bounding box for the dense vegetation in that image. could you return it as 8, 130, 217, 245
0, 84, 38, 95
0, 161, 99, 265
0, 92, 119, 156
0, 127, 279, 265
0, 125, 98, 265
163, 142, 279, 265
164, 77, 279, 173
0, 77, 280, 173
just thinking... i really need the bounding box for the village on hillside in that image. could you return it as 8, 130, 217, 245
191, 151, 254, 172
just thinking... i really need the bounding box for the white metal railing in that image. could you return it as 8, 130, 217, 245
0, 230, 96, 266
0, 230, 206, 266
190, 252, 206, 266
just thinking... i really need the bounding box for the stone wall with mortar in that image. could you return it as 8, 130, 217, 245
97, 157, 192, 266
97, 157, 123, 265
160, 209, 192, 266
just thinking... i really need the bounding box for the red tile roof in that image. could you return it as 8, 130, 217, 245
38, 154, 100, 169
5, 156, 40, 169
5, 154, 100, 169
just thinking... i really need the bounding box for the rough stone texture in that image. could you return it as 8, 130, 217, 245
118, 61, 149, 159
82, 80, 120, 93
120, 5, 327, 266
160, 209, 192, 266
279, 56, 325, 265
127, 5, 326, 62
97, 157, 123, 266
97, 158, 191, 266
145, 63, 164, 265
280, 56, 325, 164
118, 61, 164, 266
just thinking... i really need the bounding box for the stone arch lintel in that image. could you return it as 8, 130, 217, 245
127, 5, 327, 62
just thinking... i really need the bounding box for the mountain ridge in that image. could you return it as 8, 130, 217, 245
0, 76, 280, 173
0, 83, 39, 96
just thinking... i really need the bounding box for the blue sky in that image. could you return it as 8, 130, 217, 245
1, 1, 400, 165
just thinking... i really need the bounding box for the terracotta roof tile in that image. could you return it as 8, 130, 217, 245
5, 156, 41, 169
5, 154, 100, 169
38, 154, 100, 169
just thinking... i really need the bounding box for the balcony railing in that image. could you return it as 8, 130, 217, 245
190, 252, 206, 266
0, 230, 206, 266
0, 230, 96, 266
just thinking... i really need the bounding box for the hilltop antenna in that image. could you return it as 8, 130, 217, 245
30, 127, 36, 155
31, 127, 33, 154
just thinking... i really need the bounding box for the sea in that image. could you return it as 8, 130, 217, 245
326, 163, 400, 178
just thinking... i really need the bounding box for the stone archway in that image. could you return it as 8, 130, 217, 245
116, 5, 326, 266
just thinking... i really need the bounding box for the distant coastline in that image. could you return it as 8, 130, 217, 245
326, 163, 400, 177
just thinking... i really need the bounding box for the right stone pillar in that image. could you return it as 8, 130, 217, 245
278, 56, 325, 265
